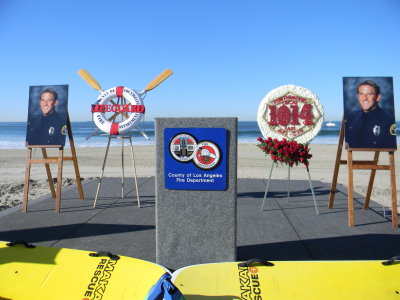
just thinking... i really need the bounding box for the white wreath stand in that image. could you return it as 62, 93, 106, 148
93, 98, 141, 208
261, 160, 319, 215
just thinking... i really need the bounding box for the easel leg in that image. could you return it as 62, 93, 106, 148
121, 136, 125, 199
129, 134, 141, 207
329, 147, 342, 208
42, 148, 56, 199
364, 151, 380, 209
22, 149, 32, 212
55, 148, 64, 213
94, 135, 112, 207
329, 119, 345, 208
261, 160, 276, 211
347, 150, 354, 227
67, 115, 84, 200
389, 151, 398, 228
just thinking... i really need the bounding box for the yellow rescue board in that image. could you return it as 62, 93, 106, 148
172, 259, 400, 299
0, 241, 168, 300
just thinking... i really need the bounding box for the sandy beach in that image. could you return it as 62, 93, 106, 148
0, 144, 399, 210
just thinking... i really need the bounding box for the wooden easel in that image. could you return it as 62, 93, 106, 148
22, 115, 84, 213
328, 119, 398, 227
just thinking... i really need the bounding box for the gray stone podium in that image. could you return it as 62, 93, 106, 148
155, 117, 237, 270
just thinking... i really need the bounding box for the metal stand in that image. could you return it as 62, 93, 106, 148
93, 132, 141, 208
93, 96, 141, 208
261, 160, 319, 214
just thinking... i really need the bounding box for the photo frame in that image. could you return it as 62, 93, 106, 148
26, 85, 69, 146
343, 77, 396, 149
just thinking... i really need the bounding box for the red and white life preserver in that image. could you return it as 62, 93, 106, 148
92, 86, 145, 135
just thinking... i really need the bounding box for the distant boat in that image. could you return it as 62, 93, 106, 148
326, 122, 336, 127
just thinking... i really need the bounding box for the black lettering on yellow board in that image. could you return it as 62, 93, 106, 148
83, 258, 118, 299
237, 265, 263, 299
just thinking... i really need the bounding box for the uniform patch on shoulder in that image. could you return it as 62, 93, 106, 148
61, 125, 67, 135
390, 124, 396, 136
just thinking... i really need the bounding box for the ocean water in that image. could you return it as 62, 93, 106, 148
0, 121, 398, 149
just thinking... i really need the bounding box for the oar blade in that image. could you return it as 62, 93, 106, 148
77, 69, 102, 92
142, 68, 173, 94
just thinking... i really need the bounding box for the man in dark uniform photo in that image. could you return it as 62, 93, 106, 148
344, 80, 397, 149
26, 88, 67, 146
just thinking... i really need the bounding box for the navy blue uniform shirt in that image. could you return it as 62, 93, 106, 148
344, 106, 396, 149
26, 111, 67, 146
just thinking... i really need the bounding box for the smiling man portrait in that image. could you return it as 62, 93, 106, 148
344, 78, 396, 149
26, 85, 68, 146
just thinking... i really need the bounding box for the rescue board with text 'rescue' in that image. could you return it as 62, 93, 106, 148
172, 258, 400, 299
0, 241, 183, 300
2, 241, 399, 299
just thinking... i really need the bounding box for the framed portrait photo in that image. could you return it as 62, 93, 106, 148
343, 77, 396, 149
26, 85, 69, 146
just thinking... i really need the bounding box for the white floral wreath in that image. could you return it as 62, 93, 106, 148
257, 85, 324, 144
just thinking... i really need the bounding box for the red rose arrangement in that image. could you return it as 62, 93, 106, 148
257, 137, 312, 167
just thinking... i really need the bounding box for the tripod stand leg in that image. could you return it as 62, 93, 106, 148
129, 134, 141, 207
94, 135, 112, 207
306, 165, 319, 215
287, 165, 291, 202
121, 136, 124, 199
261, 160, 276, 211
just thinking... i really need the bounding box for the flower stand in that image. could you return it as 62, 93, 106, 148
261, 160, 319, 214
257, 137, 319, 214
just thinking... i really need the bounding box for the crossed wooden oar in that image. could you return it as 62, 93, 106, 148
77, 68, 173, 139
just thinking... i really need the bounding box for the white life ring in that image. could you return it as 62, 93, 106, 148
92, 86, 145, 135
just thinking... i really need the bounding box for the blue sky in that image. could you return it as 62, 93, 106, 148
1, 0, 399, 122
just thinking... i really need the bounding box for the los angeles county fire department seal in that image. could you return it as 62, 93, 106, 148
193, 141, 220, 170
257, 85, 324, 144
169, 133, 198, 162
